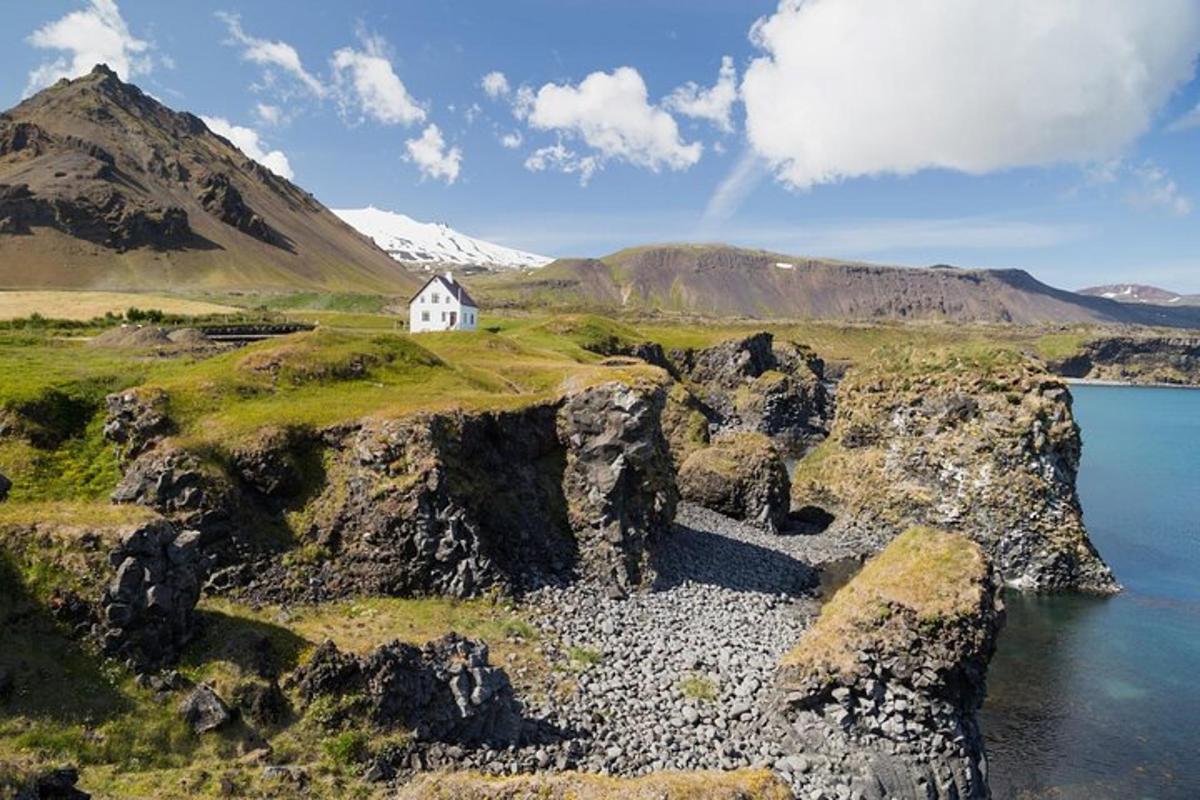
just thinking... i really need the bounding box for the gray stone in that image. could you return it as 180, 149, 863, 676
179, 684, 231, 733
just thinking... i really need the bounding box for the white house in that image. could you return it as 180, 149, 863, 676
408, 272, 479, 333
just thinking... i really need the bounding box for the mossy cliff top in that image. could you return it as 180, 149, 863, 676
790, 344, 1117, 593
396, 768, 793, 800
781, 527, 990, 682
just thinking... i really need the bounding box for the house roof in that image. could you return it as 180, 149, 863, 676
407, 274, 478, 309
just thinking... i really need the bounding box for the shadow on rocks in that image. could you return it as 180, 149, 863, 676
651, 523, 818, 596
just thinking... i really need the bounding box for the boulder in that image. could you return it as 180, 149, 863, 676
0, 470, 10, 501
96, 521, 207, 669
231, 679, 289, 726
294, 634, 524, 747
678, 433, 790, 532
557, 382, 679, 591
110, 446, 213, 514
179, 684, 232, 733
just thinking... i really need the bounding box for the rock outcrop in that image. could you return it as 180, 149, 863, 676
0, 470, 10, 501
294, 634, 523, 747
557, 383, 678, 591
96, 521, 207, 670
102, 388, 173, 459
225, 380, 677, 602
775, 527, 1004, 800
13, 766, 91, 800
791, 349, 1117, 593
1050, 335, 1200, 386
671, 333, 831, 455
678, 433, 790, 532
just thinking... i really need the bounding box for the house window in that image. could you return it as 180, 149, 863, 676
441, 311, 446, 321
421, 311, 430, 322
432, 293, 440, 303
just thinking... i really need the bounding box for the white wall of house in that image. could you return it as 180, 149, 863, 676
409, 275, 479, 333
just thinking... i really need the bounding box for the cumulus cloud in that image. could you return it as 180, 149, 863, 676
331, 31, 425, 126
26, 0, 154, 93
742, 0, 1200, 190
500, 130, 523, 149
405, 124, 461, 184
201, 115, 294, 180
217, 11, 326, 98
1128, 161, 1192, 216
481, 71, 510, 99
524, 143, 600, 185
523, 67, 702, 176
664, 55, 738, 133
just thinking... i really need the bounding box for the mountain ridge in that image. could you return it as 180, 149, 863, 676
1078, 283, 1200, 307
0, 64, 419, 294
478, 243, 1200, 329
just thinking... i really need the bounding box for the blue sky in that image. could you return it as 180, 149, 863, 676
5, 0, 1200, 291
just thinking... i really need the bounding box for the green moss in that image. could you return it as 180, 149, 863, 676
782, 527, 986, 679
678, 673, 718, 703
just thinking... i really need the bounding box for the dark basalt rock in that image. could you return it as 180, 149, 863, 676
196, 171, 286, 248
178, 683, 232, 733
1048, 335, 1200, 386
0, 181, 191, 250
0, 470, 10, 501
110, 446, 218, 516
96, 521, 208, 670
236, 383, 676, 602
776, 543, 1005, 799
671, 333, 831, 454
294, 634, 524, 747
102, 388, 173, 459
677, 432, 790, 532
14, 766, 90, 800
557, 382, 679, 591
231, 680, 289, 726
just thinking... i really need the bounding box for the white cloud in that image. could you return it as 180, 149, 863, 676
217, 11, 326, 98
1128, 161, 1192, 216
201, 115, 294, 180
254, 102, 283, 126
500, 131, 523, 149
1167, 103, 1200, 133
26, 0, 154, 93
481, 71, 510, 99
405, 124, 461, 184
743, 0, 1200, 190
524, 143, 600, 185
523, 67, 702, 175
703, 150, 769, 223
664, 55, 738, 133
331, 31, 425, 126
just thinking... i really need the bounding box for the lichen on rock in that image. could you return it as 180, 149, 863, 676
790, 347, 1117, 593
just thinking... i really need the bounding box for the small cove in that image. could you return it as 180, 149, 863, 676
982, 384, 1200, 799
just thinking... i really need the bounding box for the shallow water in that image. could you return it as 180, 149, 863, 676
982, 385, 1200, 799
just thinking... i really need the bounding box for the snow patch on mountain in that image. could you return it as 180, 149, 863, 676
334, 206, 551, 270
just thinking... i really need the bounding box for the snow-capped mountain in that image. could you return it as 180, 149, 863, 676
334, 206, 552, 271
1078, 283, 1200, 306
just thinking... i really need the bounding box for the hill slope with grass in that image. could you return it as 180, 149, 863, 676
478, 244, 1200, 329
0, 65, 419, 295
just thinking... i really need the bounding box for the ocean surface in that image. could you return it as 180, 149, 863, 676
982, 384, 1200, 799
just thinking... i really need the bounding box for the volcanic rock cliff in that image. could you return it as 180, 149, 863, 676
1050, 334, 1200, 386
776, 527, 1004, 799
791, 348, 1117, 593
0, 65, 416, 292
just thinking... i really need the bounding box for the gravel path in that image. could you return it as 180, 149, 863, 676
460, 503, 864, 779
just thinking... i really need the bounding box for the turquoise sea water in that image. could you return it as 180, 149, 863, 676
982, 385, 1200, 799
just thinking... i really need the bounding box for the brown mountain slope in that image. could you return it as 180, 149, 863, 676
0, 64, 419, 294
480, 244, 1200, 328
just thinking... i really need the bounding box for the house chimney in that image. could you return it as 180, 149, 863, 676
444, 271, 455, 283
